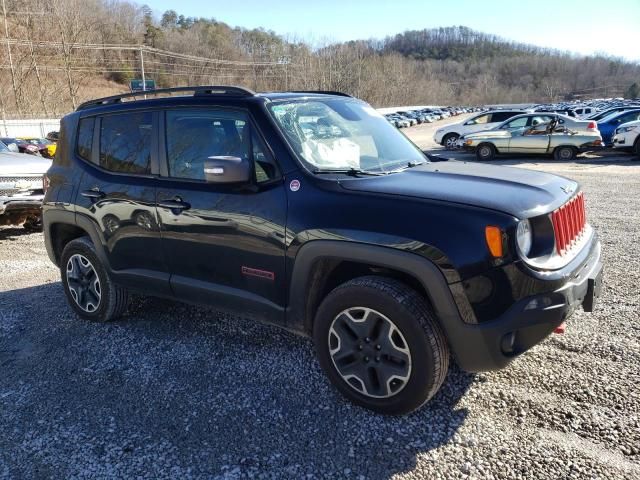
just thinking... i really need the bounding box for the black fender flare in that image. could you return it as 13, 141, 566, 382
286, 240, 464, 335
43, 209, 109, 269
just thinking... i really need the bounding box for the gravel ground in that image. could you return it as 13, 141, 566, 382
1, 149, 639, 479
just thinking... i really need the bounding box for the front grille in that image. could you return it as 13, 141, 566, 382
0, 175, 43, 197
551, 192, 586, 256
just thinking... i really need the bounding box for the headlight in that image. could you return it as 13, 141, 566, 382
616, 125, 638, 134
516, 219, 532, 257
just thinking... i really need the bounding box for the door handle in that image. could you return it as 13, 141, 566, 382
158, 197, 191, 211
81, 189, 105, 200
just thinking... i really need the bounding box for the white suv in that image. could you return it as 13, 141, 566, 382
433, 110, 527, 148
612, 120, 640, 156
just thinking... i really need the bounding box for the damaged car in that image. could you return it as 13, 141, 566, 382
463, 118, 603, 161
0, 140, 51, 230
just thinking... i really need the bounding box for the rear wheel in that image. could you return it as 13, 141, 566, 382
60, 237, 129, 322
554, 146, 577, 161
442, 133, 459, 149
313, 276, 449, 415
633, 137, 640, 158
476, 143, 496, 161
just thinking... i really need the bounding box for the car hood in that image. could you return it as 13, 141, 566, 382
338, 161, 577, 218
0, 152, 52, 174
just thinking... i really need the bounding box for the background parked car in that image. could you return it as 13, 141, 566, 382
0, 137, 46, 156
0, 140, 51, 229
434, 110, 527, 148
611, 120, 640, 156
596, 109, 640, 145
20, 138, 57, 158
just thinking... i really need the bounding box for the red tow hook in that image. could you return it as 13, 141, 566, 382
554, 322, 566, 334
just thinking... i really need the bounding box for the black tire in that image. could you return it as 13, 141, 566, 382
313, 276, 449, 415
634, 137, 640, 158
442, 133, 459, 149
60, 237, 129, 322
554, 146, 577, 161
476, 143, 496, 161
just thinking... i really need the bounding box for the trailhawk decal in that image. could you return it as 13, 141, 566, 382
241, 266, 275, 281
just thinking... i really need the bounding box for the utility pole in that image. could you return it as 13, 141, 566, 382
140, 47, 147, 98
2, 0, 21, 115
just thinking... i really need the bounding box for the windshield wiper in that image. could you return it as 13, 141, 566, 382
387, 160, 428, 173
311, 168, 387, 176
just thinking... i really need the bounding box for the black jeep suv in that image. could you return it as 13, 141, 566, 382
43, 86, 603, 415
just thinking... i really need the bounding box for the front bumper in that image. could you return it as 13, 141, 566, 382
0, 194, 44, 224
445, 237, 603, 372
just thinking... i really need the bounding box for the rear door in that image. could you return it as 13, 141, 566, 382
74, 110, 170, 294
155, 107, 287, 321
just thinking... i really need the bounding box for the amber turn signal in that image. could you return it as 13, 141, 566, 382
485, 226, 503, 258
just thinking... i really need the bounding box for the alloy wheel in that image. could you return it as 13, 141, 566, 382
445, 136, 458, 148
66, 254, 101, 312
328, 307, 412, 398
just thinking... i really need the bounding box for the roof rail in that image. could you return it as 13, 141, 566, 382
76, 85, 256, 111
289, 90, 352, 97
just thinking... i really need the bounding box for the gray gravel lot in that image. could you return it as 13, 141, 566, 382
1, 147, 639, 479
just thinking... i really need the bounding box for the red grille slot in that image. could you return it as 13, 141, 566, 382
551, 192, 586, 256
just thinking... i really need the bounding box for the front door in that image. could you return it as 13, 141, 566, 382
156, 107, 287, 322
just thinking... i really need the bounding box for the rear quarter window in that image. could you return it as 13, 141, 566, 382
76, 117, 95, 161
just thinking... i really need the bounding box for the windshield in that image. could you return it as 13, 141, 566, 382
0, 141, 8, 153
268, 98, 426, 173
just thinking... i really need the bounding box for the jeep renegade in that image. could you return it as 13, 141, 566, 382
43, 86, 603, 415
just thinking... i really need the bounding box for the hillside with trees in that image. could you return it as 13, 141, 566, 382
2, 0, 639, 117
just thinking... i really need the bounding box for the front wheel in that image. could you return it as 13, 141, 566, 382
442, 133, 460, 149
313, 276, 449, 415
476, 143, 496, 161
633, 137, 640, 158
554, 146, 577, 161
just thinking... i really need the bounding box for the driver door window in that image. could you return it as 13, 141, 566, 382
164, 109, 279, 183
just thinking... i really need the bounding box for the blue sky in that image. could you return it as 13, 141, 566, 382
143, 0, 640, 61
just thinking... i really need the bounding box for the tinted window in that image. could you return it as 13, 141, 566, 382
491, 111, 520, 123
99, 112, 152, 174
77, 117, 94, 161
166, 109, 248, 180
165, 109, 278, 183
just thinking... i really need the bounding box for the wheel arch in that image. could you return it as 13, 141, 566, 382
44, 209, 109, 269
286, 241, 465, 337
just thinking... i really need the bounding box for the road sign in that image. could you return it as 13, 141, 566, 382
129, 79, 156, 92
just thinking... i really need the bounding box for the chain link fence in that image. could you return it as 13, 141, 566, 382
0, 117, 61, 138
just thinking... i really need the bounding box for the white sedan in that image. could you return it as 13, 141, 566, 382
612, 120, 640, 156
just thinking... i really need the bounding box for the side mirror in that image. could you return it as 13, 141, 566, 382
7, 142, 19, 153
204, 156, 251, 184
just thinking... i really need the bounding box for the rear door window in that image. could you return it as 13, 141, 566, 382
491, 111, 520, 123
99, 112, 152, 174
